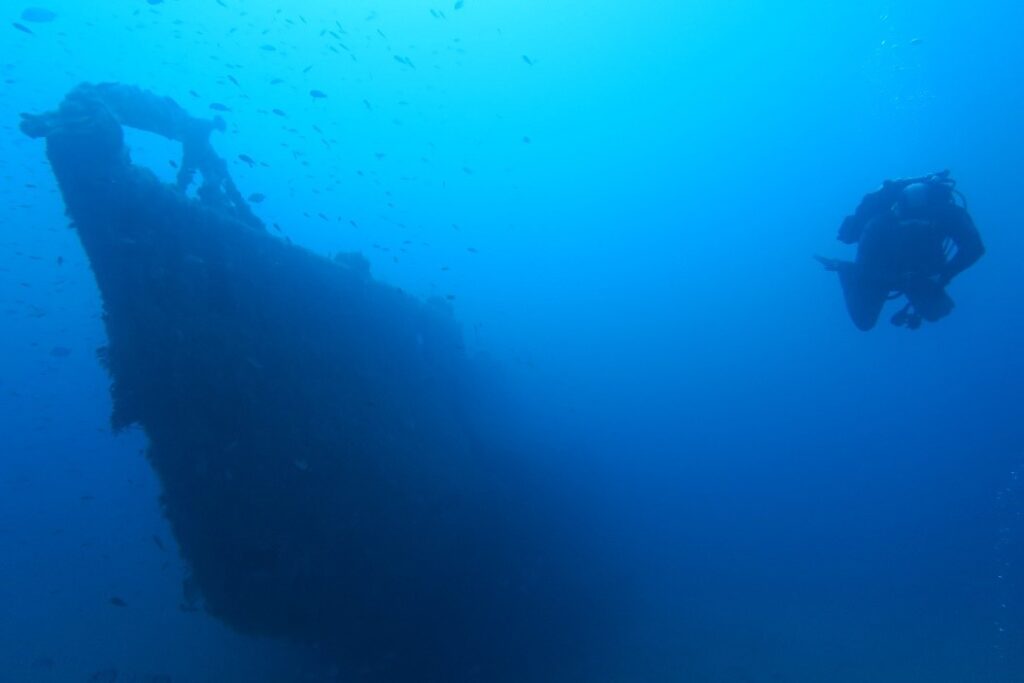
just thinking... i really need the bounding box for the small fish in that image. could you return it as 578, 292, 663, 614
49, 346, 71, 357
109, 596, 127, 607
270, 78, 284, 85
152, 535, 165, 551
227, 75, 240, 86
238, 153, 255, 166
522, 135, 531, 143
309, 89, 327, 98
467, 247, 478, 253
56, 256, 64, 266
260, 44, 276, 51
394, 55, 415, 68
303, 65, 313, 73
909, 37, 924, 45
21, 8, 57, 23
188, 90, 200, 97
271, 108, 286, 117
454, 0, 464, 8
272, 222, 283, 233
522, 54, 534, 66
168, 159, 178, 168
12, 22, 33, 35
248, 192, 265, 203
209, 102, 230, 112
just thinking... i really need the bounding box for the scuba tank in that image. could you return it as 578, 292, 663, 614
838, 170, 958, 244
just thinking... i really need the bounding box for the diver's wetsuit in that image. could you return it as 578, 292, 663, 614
828, 176, 984, 330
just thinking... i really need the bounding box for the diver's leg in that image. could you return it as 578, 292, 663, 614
836, 265, 888, 331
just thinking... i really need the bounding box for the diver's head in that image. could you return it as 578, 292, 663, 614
901, 181, 933, 208
893, 181, 940, 219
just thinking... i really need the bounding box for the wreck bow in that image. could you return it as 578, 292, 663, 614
20, 83, 616, 682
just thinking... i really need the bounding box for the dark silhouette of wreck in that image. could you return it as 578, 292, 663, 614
21, 84, 623, 682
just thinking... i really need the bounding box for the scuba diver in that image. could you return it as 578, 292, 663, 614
816, 170, 984, 330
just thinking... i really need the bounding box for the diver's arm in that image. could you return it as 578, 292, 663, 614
939, 207, 985, 285
838, 180, 903, 244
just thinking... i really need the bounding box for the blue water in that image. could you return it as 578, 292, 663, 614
2, 0, 1023, 681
